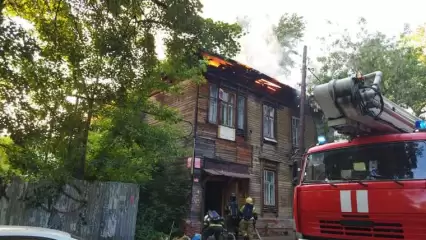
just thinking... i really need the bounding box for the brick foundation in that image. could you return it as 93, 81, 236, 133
183, 218, 202, 237
255, 218, 295, 237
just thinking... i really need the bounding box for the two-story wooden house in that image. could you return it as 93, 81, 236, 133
150, 51, 317, 237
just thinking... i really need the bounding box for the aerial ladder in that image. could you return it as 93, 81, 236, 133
312, 71, 420, 137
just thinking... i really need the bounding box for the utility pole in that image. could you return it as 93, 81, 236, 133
298, 45, 307, 169
188, 85, 200, 226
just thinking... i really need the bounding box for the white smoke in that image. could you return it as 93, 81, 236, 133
233, 14, 302, 89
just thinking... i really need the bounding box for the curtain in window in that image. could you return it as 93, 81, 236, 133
209, 85, 218, 123
263, 105, 275, 139
219, 89, 234, 127
227, 95, 234, 127
237, 96, 245, 130
264, 170, 275, 206
221, 101, 227, 126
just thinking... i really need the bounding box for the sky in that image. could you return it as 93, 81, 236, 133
199, 0, 426, 88
12, 0, 426, 89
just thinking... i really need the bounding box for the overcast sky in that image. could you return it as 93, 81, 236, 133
200, 0, 426, 88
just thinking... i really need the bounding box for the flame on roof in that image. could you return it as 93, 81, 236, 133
201, 51, 287, 92
202, 52, 233, 67
255, 78, 282, 92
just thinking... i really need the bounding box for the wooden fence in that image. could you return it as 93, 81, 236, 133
0, 179, 140, 240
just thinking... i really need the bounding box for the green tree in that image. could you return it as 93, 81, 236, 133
403, 23, 426, 64
1, 0, 243, 180
273, 13, 306, 74
314, 18, 426, 116
135, 159, 190, 240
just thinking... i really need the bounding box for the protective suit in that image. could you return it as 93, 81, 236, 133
225, 193, 239, 238
202, 210, 224, 240
239, 197, 258, 240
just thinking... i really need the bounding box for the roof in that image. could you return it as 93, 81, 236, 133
307, 132, 426, 154
204, 168, 251, 179
0, 226, 78, 239
201, 51, 301, 109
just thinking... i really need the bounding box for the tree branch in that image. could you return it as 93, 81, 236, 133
150, 0, 167, 9
138, 19, 170, 28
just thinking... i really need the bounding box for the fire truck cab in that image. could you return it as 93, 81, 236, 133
293, 71, 426, 240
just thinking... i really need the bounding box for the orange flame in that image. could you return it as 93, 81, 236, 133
202, 53, 232, 68
255, 78, 282, 92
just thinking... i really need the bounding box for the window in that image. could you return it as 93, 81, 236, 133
208, 83, 246, 130
263, 105, 275, 139
208, 84, 218, 124
292, 117, 300, 147
237, 95, 246, 130
263, 170, 276, 206
219, 88, 235, 127
304, 141, 426, 183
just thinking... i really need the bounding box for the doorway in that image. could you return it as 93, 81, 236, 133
204, 181, 224, 216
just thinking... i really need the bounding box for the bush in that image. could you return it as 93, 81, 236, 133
135, 160, 191, 240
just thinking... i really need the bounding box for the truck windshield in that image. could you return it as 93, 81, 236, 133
303, 140, 426, 183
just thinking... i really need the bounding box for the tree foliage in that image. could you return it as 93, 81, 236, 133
404, 23, 426, 64
1, 0, 243, 181
1, 0, 242, 236
272, 13, 306, 74
135, 160, 190, 240
314, 18, 426, 116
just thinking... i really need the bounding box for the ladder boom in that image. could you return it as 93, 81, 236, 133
313, 71, 419, 137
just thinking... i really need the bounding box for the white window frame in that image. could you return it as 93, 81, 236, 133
263, 170, 276, 206
219, 88, 235, 128
263, 105, 275, 140
292, 116, 300, 147
209, 83, 246, 130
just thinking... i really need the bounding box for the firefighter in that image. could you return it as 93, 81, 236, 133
239, 197, 258, 240
225, 193, 239, 237
202, 210, 224, 240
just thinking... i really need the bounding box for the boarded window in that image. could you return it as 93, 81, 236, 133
263, 170, 276, 206
263, 105, 275, 139
292, 117, 300, 147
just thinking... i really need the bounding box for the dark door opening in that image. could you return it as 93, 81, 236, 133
204, 181, 223, 216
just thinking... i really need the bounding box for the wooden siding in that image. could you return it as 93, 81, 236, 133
194, 83, 252, 165
148, 81, 196, 128
246, 94, 294, 220
245, 92, 317, 232
149, 79, 318, 236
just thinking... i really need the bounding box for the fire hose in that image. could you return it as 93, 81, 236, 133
253, 220, 263, 240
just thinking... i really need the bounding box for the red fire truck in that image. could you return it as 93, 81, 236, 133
293, 71, 426, 240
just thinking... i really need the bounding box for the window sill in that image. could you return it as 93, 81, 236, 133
236, 129, 246, 137
262, 205, 278, 213
206, 120, 218, 126
263, 137, 277, 144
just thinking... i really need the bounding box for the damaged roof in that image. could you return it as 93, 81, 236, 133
201, 50, 301, 109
